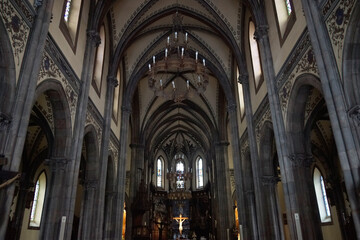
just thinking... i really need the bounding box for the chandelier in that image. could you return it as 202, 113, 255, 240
148, 12, 209, 102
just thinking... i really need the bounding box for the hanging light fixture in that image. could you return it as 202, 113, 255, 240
148, 12, 209, 102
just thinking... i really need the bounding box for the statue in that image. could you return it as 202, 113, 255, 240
173, 214, 188, 236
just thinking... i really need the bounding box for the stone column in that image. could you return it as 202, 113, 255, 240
114, 106, 132, 239
41, 158, 70, 239
126, 143, 144, 240
214, 141, 233, 239
301, 0, 360, 236
288, 153, 323, 239
94, 76, 118, 239
103, 191, 116, 239
0, 1, 54, 237
253, 22, 298, 239
80, 180, 98, 240
62, 29, 101, 240
227, 104, 249, 239
261, 175, 284, 240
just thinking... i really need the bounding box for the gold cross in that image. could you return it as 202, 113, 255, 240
173, 214, 188, 235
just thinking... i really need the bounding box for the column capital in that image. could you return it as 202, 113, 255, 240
129, 143, 145, 149
107, 76, 119, 87
288, 153, 314, 168
227, 103, 237, 113
121, 105, 132, 114
261, 175, 280, 186
87, 30, 101, 47
215, 141, 230, 147
84, 180, 99, 190
254, 25, 269, 41
45, 158, 70, 172
348, 105, 360, 126
238, 73, 249, 85
0, 112, 12, 130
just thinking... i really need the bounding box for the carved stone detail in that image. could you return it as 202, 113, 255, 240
107, 76, 119, 87
348, 105, 360, 126
0, 112, 12, 130
84, 180, 99, 190
87, 30, 101, 47
227, 103, 237, 113
261, 175, 280, 186
238, 73, 249, 85
254, 25, 269, 41
45, 158, 70, 172
288, 154, 314, 168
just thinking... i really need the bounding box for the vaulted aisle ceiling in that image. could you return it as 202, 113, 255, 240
109, 0, 244, 155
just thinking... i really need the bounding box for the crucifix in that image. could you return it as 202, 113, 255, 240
173, 214, 188, 236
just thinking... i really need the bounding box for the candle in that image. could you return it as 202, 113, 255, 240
181, 47, 184, 58
148, 64, 151, 71
160, 79, 163, 86
203, 58, 206, 66
153, 55, 156, 64
167, 36, 170, 45
187, 80, 189, 89
195, 51, 198, 62
198, 75, 201, 82
175, 32, 177, 40
172, 81, 175, 89
185, 32, 188, 42
165, 48, 168, 58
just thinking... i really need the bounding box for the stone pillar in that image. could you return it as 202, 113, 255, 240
61, 29, 101, 240
288, 153, 323, 239
253, 22, 298, 239
214, 141, 233, 239
0, 1, 54, 237
227, 104, 249, 239
114, 106, 132, 239
244, 190, 258, 239
41, 158, 70, 239
103, 191, 116, 239
261, 175, 284, 240
94, 76, 118, 239
126, 143, 144, 240
80, 180, 98, 240
301, 0, 360, 236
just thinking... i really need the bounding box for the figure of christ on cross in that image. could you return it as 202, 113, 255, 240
173, 214, 188, 236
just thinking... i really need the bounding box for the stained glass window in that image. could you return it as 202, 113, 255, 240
285, 0, 292, 15
157, 158, 163, 187
197, 157, 204, 188
30, 180, 40, 221
64, 0, 72, 22
176, 161, 185, 189
320, 176, 331, 217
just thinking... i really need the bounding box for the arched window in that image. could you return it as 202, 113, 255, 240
156, 157, 164, 188
92, 25, 106, 96
196, 157, 204, 189
60, 0, 83, 50
176, 160, 185, 189
248, 21, 263, 92
272, 0, 296, 44
29, 171, 46, 227
236, 68, 245, 120
313, 167, 331, 223
112, 67, 121, 122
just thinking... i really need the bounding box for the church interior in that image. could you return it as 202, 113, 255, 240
0, 0, 360, 239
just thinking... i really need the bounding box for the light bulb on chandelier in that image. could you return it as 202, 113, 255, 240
147, 12, 209, 102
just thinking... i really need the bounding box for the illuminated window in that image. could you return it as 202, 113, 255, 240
313, 167, 331, 223
196, 157, 204, 189
156, 158, 164, 188
92, 25, 106, 96
176, 161, 185, 189
60, 0, 83, 51
236, 69, 245, 119
248, 21, 263, 91
29, 172, 46, 227
112, 68, 121, 122
285, 0, 292, 15
273, 0, 296, 44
